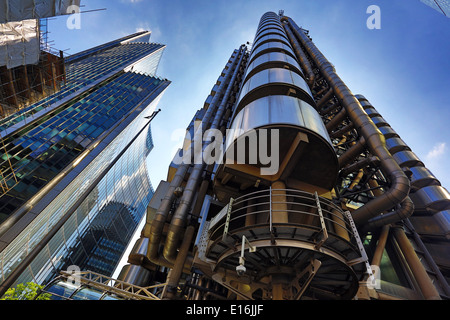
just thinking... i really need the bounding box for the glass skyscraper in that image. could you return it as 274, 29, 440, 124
0, 31, 170, 293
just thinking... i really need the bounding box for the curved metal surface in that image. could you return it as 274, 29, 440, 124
116, 264, 151, 288
409, 166, 440, 189
410, 185, 450, 212
393, 150, 424, 168
236, 67, 315, 113
255, 25, 285, 39
364, 106, 381, 118
228, 95, 331, 149
371, 116, 389, 128
252, 33, 290, 52
378, 126, 399, 139
435, 210, 450, 237
254, 29, 289, 46
257, 21, 283, 32
224, 95, 338, 188
128, 237, 149, 264
385, 137, 411, 154
248, 41, 296, 65
243, 51, 303, 83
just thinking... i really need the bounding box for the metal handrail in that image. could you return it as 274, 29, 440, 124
210, 188, 357, 247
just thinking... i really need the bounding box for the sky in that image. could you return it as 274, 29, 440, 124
47, 0, 450, 190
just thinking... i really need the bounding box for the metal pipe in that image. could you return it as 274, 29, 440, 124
285, 17, 411, 227
349, 169, 364, 190
405, 220, 450, 296
361, 197, 414, 233
316, 88, 334, 110
392, 226, 441, 300
319, 100, 340, 116
282, 22, 315, 87
271, 182, 289, 223
371, 225, 390, 267
325, 107, 347, 133
338, 137, 366, 169
146, 48, 244, 266
163, 46, 247, 264
339, 156, 380, 177
163, 225, 195, 299
330, 122, 354, 139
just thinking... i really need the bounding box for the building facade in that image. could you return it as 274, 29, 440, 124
0, 31, 170, 294
118, 11, 449, 301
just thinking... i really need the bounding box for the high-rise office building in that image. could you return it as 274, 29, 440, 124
420, 0, 450, 17
117, 11, 449, 301
0, 31, 170, 295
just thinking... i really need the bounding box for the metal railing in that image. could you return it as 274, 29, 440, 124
55, 270, 166, 300
208, 188, 363, 261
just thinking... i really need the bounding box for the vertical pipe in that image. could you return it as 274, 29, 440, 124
146, 47, 244, 266
371, 225, 390, 267
163, 225, 195, 299
283, 23, 315, 87
271, 181, 289, 224
392, 226, 441, 300
245, 198, 256, 226
405, 220, 450, 296
285, 17, 411, 226
163, 46, 247, 264
349, 169, 364, 190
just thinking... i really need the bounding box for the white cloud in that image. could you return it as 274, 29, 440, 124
426, 142, 447, 160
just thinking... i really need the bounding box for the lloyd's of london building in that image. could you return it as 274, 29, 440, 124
113, 11, 449, 301
0, 31, 170, 295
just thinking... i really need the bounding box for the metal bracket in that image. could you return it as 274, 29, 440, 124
222, 198, 234, 241
314, 192, 328, 250
294, 258, 322, 300
343, 211, 375, 282
239, 235, 256, 265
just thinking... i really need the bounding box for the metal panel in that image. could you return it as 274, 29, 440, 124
116, 264, 151, 288
379, 126, 399, 138
385, 137, 410, 154
410, 185, 450, 212
364, 107, 380, 118
252, 33, 290, 51
237, 67, 313, 112
393, 150, 424, 168
371, 116, 389, 128
226, 95, 331, 151
410, 166, 440, 189
248, 41, 295, 64
254, 28, 288, 44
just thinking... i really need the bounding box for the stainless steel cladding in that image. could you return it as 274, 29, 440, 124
119, 11, 449, 301
215, 11, 338, 195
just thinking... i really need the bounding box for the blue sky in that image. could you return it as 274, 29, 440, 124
48, 0, 450, 190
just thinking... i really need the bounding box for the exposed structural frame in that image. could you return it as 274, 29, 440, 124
117, 11, 449, 300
